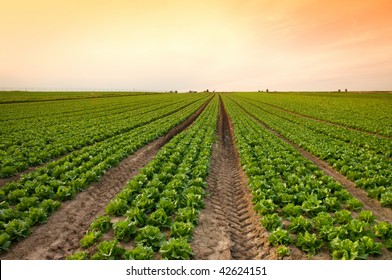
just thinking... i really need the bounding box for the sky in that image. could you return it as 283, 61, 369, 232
1, 0, 392, 92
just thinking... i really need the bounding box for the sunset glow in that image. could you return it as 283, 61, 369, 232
1, 0, 392, 91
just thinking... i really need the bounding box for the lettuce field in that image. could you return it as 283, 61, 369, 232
0, 91, 391, 260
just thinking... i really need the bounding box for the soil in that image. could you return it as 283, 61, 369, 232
236, 103, 392, 224
191, 97, 276, 260
0, 97, 212, 260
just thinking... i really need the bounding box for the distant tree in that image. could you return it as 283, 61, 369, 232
338, 89, 341, 92
205, 89, 209, 92
345, 89, 348, 92
266, 89, 269, 92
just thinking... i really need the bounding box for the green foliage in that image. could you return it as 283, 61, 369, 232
27, 207, 47, 225
380, 192, 392, 207
319, 225, 347, 242
147, 208, 170, 229
90, 215, 112, 233
301, 196, 326, 217
254, 199, 278, 215
159, 238, 193, 260
358, 236, 382, 257
334, 210, 353, 225
170, 222, 194, 241
113, 220, 137, 242
123, 245, 154, 260
5, 219, 31, 241
40, 199, 61, 215
55, 186, 74, 201
7, 189, 27, 204
175, 207, 200, 225
288, 215, 312, 234
330, 238, 359, 260
296, 232, 323, 256
135, 226, 166, 251
0, 233, 11, 252
344, 219, 371, 241
358, 210, 376, 224
312, 212, 334, 231
157, 197, 176, 215
282, 203, 302, 218
66, 251, 88, 260
106, 198, 128, 216
80, 231, 102, 248
373, 221, 392, 239
276, 245, 291, 259
268, 228, 293, 246
125, 207, 147, 227
346, 198, 363, 211
262, 213, 282, 231
91, 240, 125, 260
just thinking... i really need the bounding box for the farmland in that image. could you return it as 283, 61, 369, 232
0, 91, 391, 260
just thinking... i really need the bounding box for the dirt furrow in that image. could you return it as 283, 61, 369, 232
1, 98, 212, 260
191, 96, 275, 260
235, 102, 392, 224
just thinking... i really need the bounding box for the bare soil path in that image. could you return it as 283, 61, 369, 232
191, 97, 275, 260
234, 101, 392, 224
1, 98, 211, 260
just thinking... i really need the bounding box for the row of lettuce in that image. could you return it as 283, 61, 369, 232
223, 96, 391, 259
0, 95, 211, 252
0, 94, 208, 178
67, 97, 218, 260
244, 92, 392, 137
229, 94, 392, 208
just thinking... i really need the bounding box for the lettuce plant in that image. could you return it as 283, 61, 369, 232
135, 226, 166, 251
123, 245, 154, 260
159, 238, 193, 260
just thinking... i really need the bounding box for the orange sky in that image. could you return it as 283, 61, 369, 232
1, 0, 391, 91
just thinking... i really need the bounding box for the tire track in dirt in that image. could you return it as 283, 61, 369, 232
233, 100, 392, 224
0, 97, 213, 260
246, 98, 391, 140
191, 96, 275, 260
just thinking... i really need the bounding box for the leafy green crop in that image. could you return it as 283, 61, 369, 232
268, 228, 293, 246
66, 251, 88, 260
276, 245, 291, 259
0, 233, 11, 252
113, 220, 137, 242
80, 231, 102, 248
262, 214, 282, 231
90, 215, 112, 233
330, 238, 359, 260
135, 226, 166, 251
91, 240, 125, 260
125, 207, 147, 227
288, 215, 312, 234
123, 245, 154, 260
147, 208, 170, 229
170, 222, 194, 241
5, 219, 31, 241
175, 207, 200, 225
106, 198, 128, 216
296, 232, 323, 256
159, 238, 193, 260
